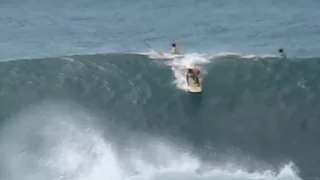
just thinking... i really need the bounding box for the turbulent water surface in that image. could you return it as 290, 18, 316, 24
0, 0, 320, 180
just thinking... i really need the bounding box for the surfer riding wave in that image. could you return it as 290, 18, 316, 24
186, 68, 200, 85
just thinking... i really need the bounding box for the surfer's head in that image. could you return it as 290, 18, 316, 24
187, 68, 193, 73
172, 43, 176, 47
278, 48, 283, 53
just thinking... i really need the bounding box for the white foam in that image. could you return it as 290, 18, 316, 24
142, 50, 279, 60
142, 50, 185, 60
214, 52, 279, 59
0, 100, 124, 180
142, 49, 282, 92
140, 50, 211, 91
164, 53, 211, 91
127, 163, 301, 180
0, 100, 303, 180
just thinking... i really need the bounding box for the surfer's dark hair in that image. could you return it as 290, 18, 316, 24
172, 43, 176, 47
279, 48, 283, 53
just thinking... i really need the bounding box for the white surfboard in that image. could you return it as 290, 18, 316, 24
187, 76, 202, 93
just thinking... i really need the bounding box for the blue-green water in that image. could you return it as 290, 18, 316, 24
1, 0, 319, 60
0, 0, 319, 180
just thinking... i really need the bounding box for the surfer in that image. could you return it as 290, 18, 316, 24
278, 48, 287, 59
171, 43, 180, 54
186, 68, 200, 85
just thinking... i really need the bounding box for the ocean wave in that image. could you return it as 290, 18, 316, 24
0, 51, 319, 179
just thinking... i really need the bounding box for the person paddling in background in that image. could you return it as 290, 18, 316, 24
278, 48, 287, 59
171, 43, 180, 54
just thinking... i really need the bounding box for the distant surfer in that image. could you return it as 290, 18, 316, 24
171, 43, 180, 54
186, 68, 200, 85
278, 48, 287, 59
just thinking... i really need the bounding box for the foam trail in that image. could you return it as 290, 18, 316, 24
141, 50, 211, 91
214, 52, 279, 59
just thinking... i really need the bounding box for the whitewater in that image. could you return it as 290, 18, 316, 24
0, 99, 300, 180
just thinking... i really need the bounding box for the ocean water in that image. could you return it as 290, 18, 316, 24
0, 0, 320, 180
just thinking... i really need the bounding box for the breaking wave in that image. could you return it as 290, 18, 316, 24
1, 50, 318, 180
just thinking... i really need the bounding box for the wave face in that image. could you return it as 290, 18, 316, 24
0, 52, 319, 180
